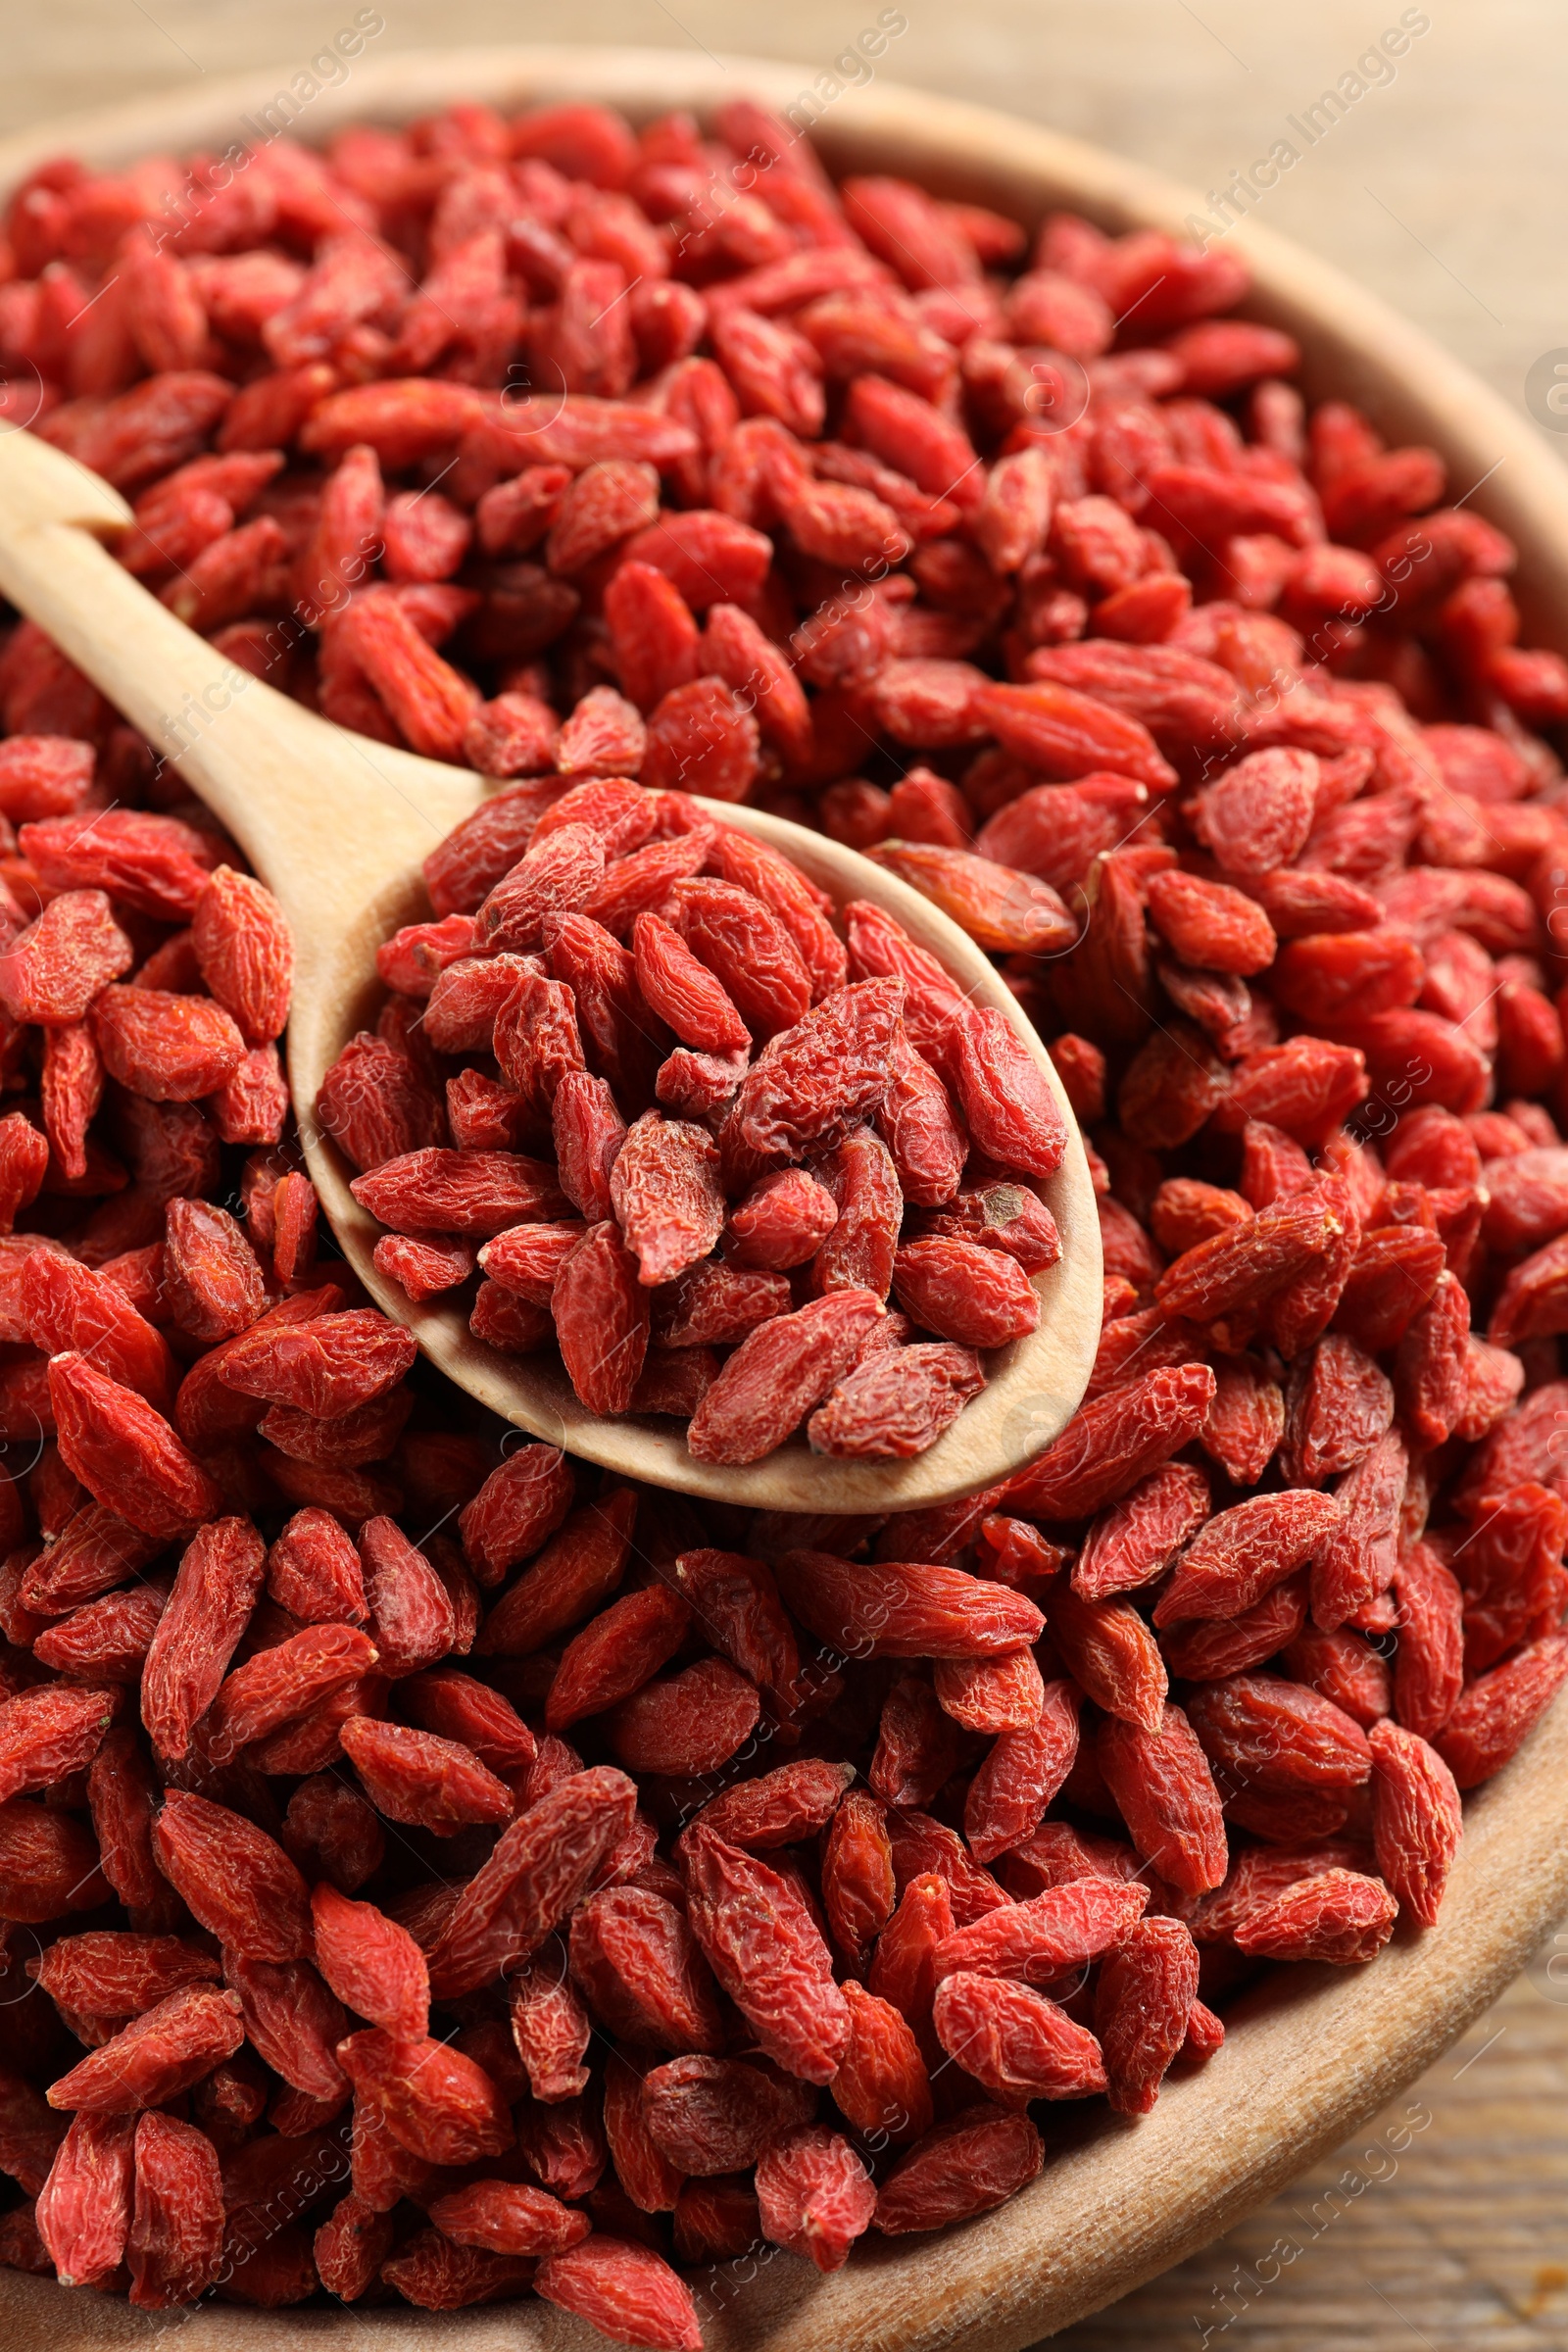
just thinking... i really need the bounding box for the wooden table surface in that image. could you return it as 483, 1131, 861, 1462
6, 5, 1568, 2345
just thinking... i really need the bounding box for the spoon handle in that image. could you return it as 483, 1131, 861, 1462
0, 428, 482, 940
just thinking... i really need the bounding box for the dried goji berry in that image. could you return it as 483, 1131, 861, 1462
1369, 1718, 1461, 1926
1232, 1867, 1397, 1964
681, 1826, 851, 2082
1097, 1705, 1228, 1896
533, 2234, 701, 2352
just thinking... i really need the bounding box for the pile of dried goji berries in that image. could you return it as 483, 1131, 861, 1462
0, 87, 1564, 2347
329, 777, 1069, 1461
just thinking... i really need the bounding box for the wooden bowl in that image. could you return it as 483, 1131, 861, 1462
2, 46, 1567, 2352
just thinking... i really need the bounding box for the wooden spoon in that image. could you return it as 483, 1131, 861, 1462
0, 424, 1102, 1510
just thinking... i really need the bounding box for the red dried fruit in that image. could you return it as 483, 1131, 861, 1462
0, 890, 134, 1024
1310, 1431, 1408, 1631
632, 909, 750, 1054
93, 985, 247, 1102
403, 1669, 536, 1773
669, 1545, 801, 1704
48, 1984, 244, 2113
1006, 1363, 1218, 1518
778, 1547, 1042, 1659
1211, 1038, 1369, 1146
10, 114, 1568, 2314
127, 2110, 224, 2310
817, 1788, 894, 1972
1435, 1633, 1568, 1788
312, 1881, 429, 2040
1076, 1462, 1211, 1600
933, 1648, 1047, 1735
23, 1246, 177, 1408
756, 2125, 876, 2272
317, 1031, 446, 1171
569, 1885, 723, 2055
478, 1488, 637, 1657
975, 678, 1176, 791
1369, 1718, 1462, 1926
808, 1342, 985, 1458
542, 1074, 625, 1226
1097, 1705, 1228, 1896
725, 1167, 839, 1269
551, 1220, 651, 1413
424, 1764, 637, 1997
1045, 1580, 1167, 1731
932, 1971, 1107, 2106
29, 1932, 219, 2019
534, 2235, 701, 2352
948, 1008, 1068, 1181
340, 1716, 513, 1833
314, 2193, 394, 2302
1094, 1916, 1200, 2114
336, 2028, 512, 2166
360, 1516, 457, 1677
724, 979, 905, 1173
381, 2227, 533, 2309
871, 1028, 964, 1210
893, 1235, 1041, 1348
200, 1621, 374, 1761
870, 840, 1076, 956
806, 1125, 900, 1300
830, 1980, 933, 2144
687, 1289, 886, 1463
49, 1353, 224, 1538
190, 867, 293, 1044
36, 2111, 136, 2287
663, 877, 808, 1046
220, 1949, 348, 2104
1187, 1671, 1374, 1793
1146, 867, 1276, 975
265, 1508, 368, 1626
353, 1148, 569, 1236
1160, 1576, 1309, 1680
869, 1677, 962, 1813
610, 1111, 724, 1288
458, 1444, 574, 1585
80, 1728, 164, 1923
964, 1684, 1081, 1864
874, 2102, 1043, 2234
1157, 1185, 1349, 1326
218, 1307, 416, 1416
546, 1585, 689, 1732
160, 1196, 266, 1343
608, 1655, 760, 1776
510, 1952, 592, 2106
935, 1877, 1149, 1987
0, 1676, 119, 1796
1392, 1543, 1465, 1740
1155, 1490, 1343, 1624
640, 2050, 811, 2177
1232, 1868, 1398, 1964
151, 1788, 312, 1959
682, 1826, 851, 2082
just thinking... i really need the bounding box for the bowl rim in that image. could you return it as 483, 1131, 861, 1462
1, 46, 1566, 2352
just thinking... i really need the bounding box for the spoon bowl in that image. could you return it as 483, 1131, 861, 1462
0, 426, 1102, 1508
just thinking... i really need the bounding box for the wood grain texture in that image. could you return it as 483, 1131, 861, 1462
0, 18, 1564, 2351
1057, 1956, 1568, 2352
